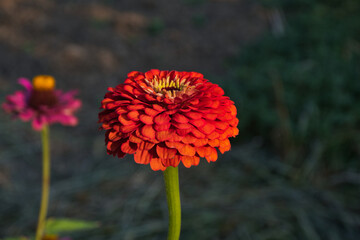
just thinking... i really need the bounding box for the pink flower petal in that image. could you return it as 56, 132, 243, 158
32, 116, 47, 130
19, 109, 34, 121
18, 78, 32, 92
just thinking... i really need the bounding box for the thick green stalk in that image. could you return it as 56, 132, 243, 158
163, 166, 181, 240
35, 125, 50, 240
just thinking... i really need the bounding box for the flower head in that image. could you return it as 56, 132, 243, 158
99, 70, 239, 171
2, 76, 81, 130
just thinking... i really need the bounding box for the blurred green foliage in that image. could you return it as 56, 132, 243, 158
221, 1, 360, 239
1, 218, 98, 240
228, 0, 360, 171
45, 218, 98, 235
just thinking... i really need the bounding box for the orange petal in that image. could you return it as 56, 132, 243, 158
182, 156, 193, 168
168, 131, 184, 142
222, 127, 234, 138
196, 146, 213, 158
139, 114, 154, 124
156, 130, 172, 141
172, 122, 193, 130
116, 108, 128, 114
172, 113, 188, 123
210, 85, 224, 96
150, 69, 161, 76
123, 84, 134, 94
209, 100, 220, 108
156, 145, 177, 159
230, 105, 237, 116
208, 131, 220, 140
166, 109, 177, 115
180, 156, 200, 167
161, 156, 181, 168
145, 70, 154, 79
219, 139, 231, 153
170, 132, 184, 142
189, 98, 199, 105
120, 124, 139, 133
200, 123, 216, 135
214, 121, 229, 130
141, 125, 155, 139
208, 139, 220, 147
181, 135, 197, 144
232, 127, 239, 136
129, 134, 142, 143
153, 104, 166, 112
150, 158, 166, 171
108, 131, 120, 141
229, 118, 239, 127
144, 94, 156, 102
154, 113, 171, 124
164, 98, 173, 104
193, 138, 208, 147
203, 113, 217, 120
192, 129, 206, 138
127, 111, 139, 121
118, 114, 135, 126
218, 113, 233, 121
192, 156, 200, 166
134, 150, 151, 164
138, 141, 155, 150
121, 140, 137, 154
184, 112, 202, 119
205, 147, 218, 162
189, 118, 205, 128
178, 144, 196, 156
154, 122, 171, 131
165, 141, 184, 152
101, 98, 113, 105
134, 150, 152, 164
145, 108, 160, 116
176, 128, 191, 136
127, 104, 145, 110
134, 74, 145, 81
128, 71, 140, 77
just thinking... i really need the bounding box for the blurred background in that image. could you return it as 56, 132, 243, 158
0, 0, 359, 239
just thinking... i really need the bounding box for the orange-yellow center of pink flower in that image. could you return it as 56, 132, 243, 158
29, 75, 58, 108
32, 75, 56, 91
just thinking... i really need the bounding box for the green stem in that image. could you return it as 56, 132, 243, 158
163, 166, 181, 240
35, 125, 50, 240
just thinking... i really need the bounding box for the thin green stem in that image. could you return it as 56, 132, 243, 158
35, 125, 50, 240
163, 166, 181, 240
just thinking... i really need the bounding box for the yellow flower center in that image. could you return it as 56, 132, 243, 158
32, 75, 56, 91
152, 76, 182, 93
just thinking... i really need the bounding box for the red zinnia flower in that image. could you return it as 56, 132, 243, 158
99, 70, 239, 171
2, 76, 81, 130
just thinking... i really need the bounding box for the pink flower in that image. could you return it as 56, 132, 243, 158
2, 76, 81, 130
